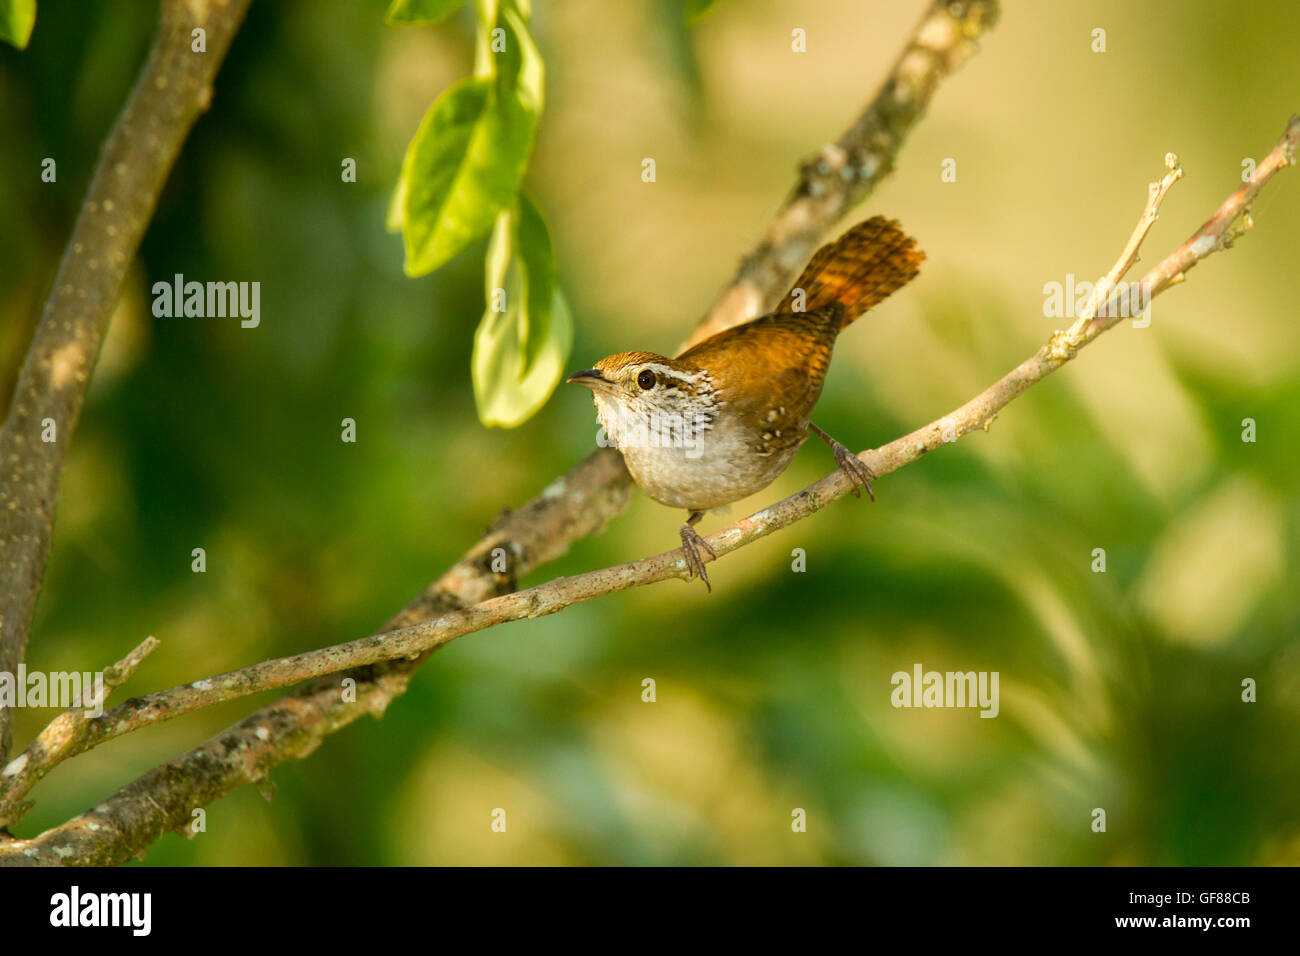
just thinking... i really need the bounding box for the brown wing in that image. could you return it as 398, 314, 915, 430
776, 216, 924, 329
677, 308, 840, 457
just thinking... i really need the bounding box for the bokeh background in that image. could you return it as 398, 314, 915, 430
2, 0, 1298, 865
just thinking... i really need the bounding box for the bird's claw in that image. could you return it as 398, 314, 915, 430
831, 441, 876, 501
679, 523, 717, 591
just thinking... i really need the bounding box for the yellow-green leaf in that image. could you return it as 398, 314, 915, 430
471, 200, 572, 428
0, 0, 35, 49
395, 5, 543, 275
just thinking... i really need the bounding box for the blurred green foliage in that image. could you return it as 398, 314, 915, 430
385, 0, 465, 27
0, 0, 1297, 865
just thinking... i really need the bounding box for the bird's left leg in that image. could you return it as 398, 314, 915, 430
809, 422, 875, 501
679, 510, 717, 591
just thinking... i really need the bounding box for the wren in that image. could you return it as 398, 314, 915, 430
569, 216, 924, 589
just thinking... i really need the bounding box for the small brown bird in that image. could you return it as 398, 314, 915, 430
569, 216, 924, 589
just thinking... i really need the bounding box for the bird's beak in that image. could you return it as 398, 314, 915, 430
566, 369, 609, 389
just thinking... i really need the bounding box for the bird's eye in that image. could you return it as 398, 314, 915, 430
636, 369, 656, 390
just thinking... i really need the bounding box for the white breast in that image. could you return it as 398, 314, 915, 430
595, 396, 802, 511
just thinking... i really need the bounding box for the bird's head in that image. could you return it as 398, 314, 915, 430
567, 351, 715, 446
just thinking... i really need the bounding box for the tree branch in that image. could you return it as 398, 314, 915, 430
0, 0, 252, 765
0, 637, 158, 823
3, 112, 1296, 865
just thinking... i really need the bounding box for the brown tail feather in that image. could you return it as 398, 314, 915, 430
777, 216, 924, 329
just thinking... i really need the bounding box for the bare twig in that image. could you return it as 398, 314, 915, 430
0, 637, 158, 823
1051, 115, 1298, 360
0, 0, 252, 765
2, 113, 1296, 865
1060, 152, 1184, 345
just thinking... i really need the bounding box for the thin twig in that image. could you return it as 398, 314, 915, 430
0, 638, 158, 824
1060, 152, 1184, 345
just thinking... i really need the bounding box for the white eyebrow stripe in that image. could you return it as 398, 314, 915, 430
639, 363, 709, 385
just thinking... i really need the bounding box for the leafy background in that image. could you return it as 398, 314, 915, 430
1, 0, 1298, 864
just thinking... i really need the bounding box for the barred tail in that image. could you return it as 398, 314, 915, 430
777, 216, 924, 329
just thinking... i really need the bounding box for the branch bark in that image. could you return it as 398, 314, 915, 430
4, 111, 1297, 865
4, 0, 1001, 863
0, 0, 252, 765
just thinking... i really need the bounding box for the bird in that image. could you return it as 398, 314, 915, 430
568, 216, 924, 589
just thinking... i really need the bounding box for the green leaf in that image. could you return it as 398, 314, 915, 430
500, 4, 543, 113
394, 3, 543, 275
384, 168, 408, 233
514, 192, 556, 370
0, 0, 35, 49
471, 197, 572, 428
472, 0, 500, 78
384, 0, 465, 26
394, 77, 491, 267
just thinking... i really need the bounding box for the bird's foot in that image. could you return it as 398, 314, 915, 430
679, 522, 717, 591
832, 442, 873, 502
832, 441, 875, 501
809, 422, 875, 501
